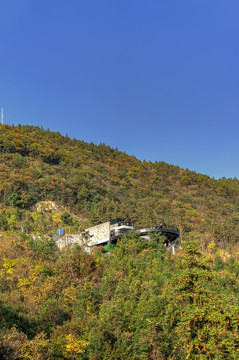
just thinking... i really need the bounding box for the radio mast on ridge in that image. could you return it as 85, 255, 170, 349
1, 108, 3, 125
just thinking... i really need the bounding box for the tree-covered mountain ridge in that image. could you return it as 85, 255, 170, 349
2, 124, 239, 359
1, 123, 239, 249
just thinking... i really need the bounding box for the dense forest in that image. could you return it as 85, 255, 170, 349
1, 233, 239, 359
1, 124, 239, 359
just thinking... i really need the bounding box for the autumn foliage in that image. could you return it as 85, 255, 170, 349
0, 124, 239, 250
1, 124, 239, 358
0, 234, 238, 359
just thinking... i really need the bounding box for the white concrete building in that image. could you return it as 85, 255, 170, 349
84, 218, 133, 249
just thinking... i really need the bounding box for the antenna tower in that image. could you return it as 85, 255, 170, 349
1, 108, 3, 125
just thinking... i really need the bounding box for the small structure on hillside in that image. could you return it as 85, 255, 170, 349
53, 218, 180, 253
136, 226, 180, 254
84, 219, 180, 253
84, 218, 133, 251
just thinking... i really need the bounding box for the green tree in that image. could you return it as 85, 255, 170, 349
163, 242, 239, 359
60, 212, 72, 225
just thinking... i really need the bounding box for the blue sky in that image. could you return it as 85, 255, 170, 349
0, 0, 239, 179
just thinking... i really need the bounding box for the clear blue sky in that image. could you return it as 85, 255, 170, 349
0, 0, 239, 179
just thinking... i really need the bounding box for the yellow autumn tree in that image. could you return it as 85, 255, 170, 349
63, 334, 89, 359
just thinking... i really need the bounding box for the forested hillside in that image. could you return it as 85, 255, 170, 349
1, 124, 239, 249
1, 233, 239, 359
1, 124, 239, 359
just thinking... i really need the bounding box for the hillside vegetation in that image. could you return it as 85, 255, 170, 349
1, 124, 239, 249
1, 233, 239, 359
1, 124, 239, 359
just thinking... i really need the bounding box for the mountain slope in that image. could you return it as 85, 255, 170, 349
1, 124, 239, 248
